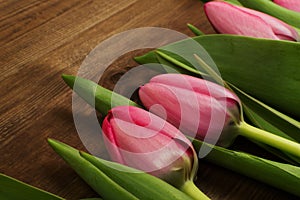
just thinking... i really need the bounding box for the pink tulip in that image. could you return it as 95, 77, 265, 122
102, 106, 198, 188
139, 74, 241, 147
273, 0, 300, 12
204, 1, 299, 41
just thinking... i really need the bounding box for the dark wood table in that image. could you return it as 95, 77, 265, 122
0, 1, 298, 199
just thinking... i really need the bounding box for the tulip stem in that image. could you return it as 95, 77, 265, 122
180, 181, 210, 200
238, 122, 300, 158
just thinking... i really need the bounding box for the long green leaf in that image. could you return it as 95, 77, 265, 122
0, 173, 64, 200
48, 139, 139, 200
192, 139, 300, 197
62, 74, 140, 116
48, 139, 193, 200
80, 152, 194, 200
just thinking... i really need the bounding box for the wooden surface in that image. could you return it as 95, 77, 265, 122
0, 1, 297, 199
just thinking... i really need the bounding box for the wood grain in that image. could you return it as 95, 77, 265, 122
0, 1, 297, 199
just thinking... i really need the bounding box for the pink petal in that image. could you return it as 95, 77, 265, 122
150, 74, 240, 104
274, 0, 300, 12
102, 116, 125, 164
102, 106, 194, 173
103, 106, 193, 153
237, 5, 299, 41
204, 1, 299, 41
139, 82, 231, 139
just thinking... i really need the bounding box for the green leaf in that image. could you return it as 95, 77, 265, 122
238, 0, 300, 29
48, 139, 193, 200
80, 198, 102, 200
155, 50, 206, 76
0, 173, 64, 200
187, 24, 204, 36
48, 139, 139, 200
192, 139, 300, 197
80, 152, 194, 200
224, 0, 243, 6
61, 74, 140, 116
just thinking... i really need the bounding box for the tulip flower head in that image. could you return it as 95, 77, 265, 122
139, 73, 300, 159
102, 106, 198, 188
139, 74, 241, 147
204, 1, 299, 41
273, 0, 300, 12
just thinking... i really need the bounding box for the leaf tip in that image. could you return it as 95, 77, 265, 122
61, 74, 76, 89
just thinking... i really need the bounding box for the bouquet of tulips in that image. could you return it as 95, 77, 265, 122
1, 0, 300, 199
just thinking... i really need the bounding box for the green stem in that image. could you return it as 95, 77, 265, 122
238, 122, 300, 158
180, 181, 210, 200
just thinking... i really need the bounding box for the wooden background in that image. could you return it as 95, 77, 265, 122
0, 0, 298, 199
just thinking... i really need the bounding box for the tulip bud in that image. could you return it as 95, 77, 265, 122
139, 73, 241, 147
204, 1, 299, 41
273, 0, 300, 12
102, 106, 198, 188
139, 73, 300, 158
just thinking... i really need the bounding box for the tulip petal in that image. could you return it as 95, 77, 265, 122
140, 82, 232, 140
204, 1, 278, 39
150, 73, 240, 104
238, 0, 300, 30
102, 106, 195, 174
102, 116, 126, 164
236, 5, 300, 41
204, 1, 299, 41
273, 0, 300, 12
